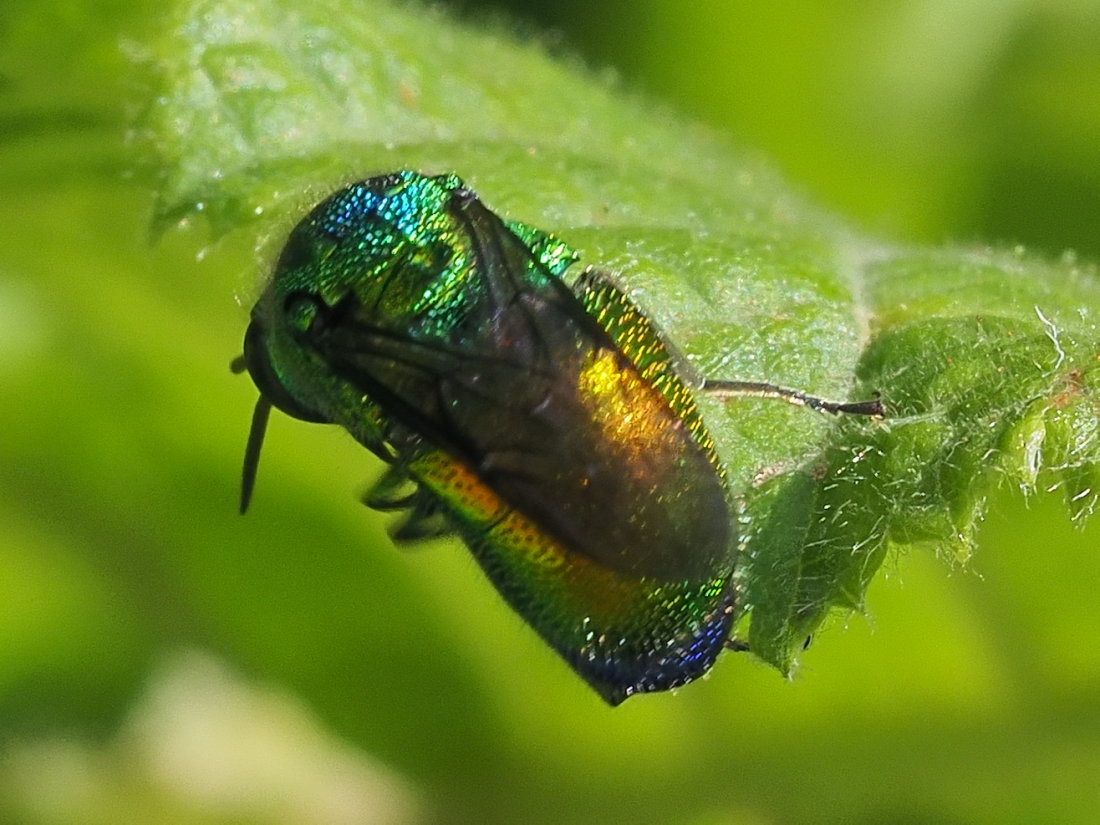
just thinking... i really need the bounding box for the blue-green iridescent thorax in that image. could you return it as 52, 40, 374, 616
241, 171, 739, 704
248, 172, 576, 434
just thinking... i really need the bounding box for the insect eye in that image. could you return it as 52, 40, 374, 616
284, 292, 322, 334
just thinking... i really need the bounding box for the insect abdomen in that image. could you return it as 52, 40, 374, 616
403, 448, 736, 705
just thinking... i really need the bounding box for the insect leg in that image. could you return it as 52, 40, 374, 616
702, 380, 884, 417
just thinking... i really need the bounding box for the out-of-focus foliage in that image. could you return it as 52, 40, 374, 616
470, 0, 1100, 258
1, 2, 1098, 824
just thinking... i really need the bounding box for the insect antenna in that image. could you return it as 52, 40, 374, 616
239, 395, 272, 514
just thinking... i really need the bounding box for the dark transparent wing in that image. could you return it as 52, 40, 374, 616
305, 193, 600, 474
303, 199, 732, 580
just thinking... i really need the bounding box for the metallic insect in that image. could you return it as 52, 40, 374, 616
235, 171, 881, 704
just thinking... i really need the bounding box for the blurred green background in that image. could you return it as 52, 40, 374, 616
1, 1, 1098, 824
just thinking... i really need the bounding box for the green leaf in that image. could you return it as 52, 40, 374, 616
4, 1, 1100, 822
141, 0, 1099, 673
